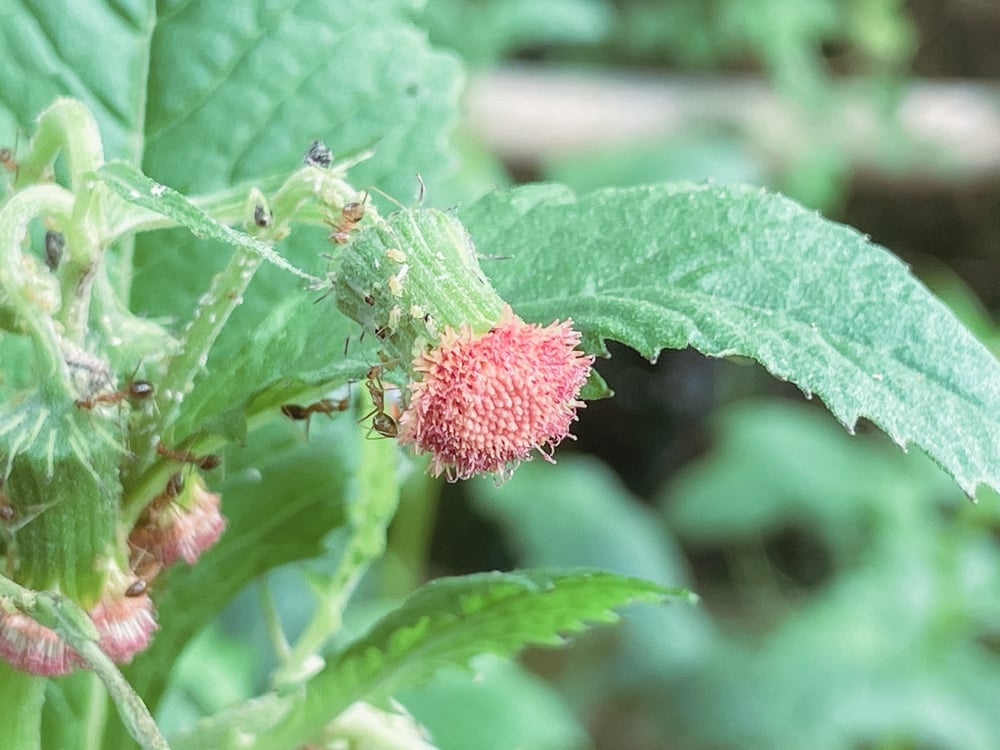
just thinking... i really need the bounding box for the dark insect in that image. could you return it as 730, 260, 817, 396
164, 472, 184, 498
156, 443, 221, 471
76, 379, 154, 410
327, 193, 367, 244
361, 365, 398, 438
44, 231, 64, 270
124, 580, 148, 598
253, 202, 271, 228
281, 397, 350, 438
303, 139, 333, 168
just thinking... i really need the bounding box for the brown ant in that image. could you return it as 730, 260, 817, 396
76, 378, 154, 410
326, 193, 368, 244
361, 365, 398, 438
156, 443, 221, 471
281, 397, 350, 438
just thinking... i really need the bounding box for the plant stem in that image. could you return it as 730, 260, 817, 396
0, 660, 45, 750
14, 98, 103, 193
271, 389, 400, 687
0, 575, 169, 750
0, 184, 75, 386
122, 243, 262, 498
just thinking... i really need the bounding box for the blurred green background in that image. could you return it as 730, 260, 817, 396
162, 2, 1000, 748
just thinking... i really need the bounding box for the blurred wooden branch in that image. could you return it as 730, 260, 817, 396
466, 65, 1000, 184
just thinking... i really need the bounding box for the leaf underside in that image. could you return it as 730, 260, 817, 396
462, 183, 1000, 499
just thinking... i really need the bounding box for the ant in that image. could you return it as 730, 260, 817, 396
326, 193, 368, 244
76, 378, 154, 410
361, 365, 398, 439
156, 443, 221, 471
281, 397, 350, 438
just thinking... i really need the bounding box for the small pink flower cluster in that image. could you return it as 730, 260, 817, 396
0, 474, 225, 676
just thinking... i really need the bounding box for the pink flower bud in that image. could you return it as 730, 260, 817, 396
130, 477, 225, 567
0, 609, 80, 676
398, 306, 593, 482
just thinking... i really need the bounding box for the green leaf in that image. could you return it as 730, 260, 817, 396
128, 0, 464, 372
99, 161, 319, 283
462, 182, 1000, 499
142, 0, 461, 202
469, 457, 710, 676
171, 569, 690, 750
0, 1, 154, 162
171, 293, 375, 442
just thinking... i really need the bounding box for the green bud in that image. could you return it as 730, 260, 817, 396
3, 398, 120, 607
334, 209, 505, 363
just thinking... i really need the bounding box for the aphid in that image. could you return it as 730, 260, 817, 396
253, 202, 271, 228
44, 230, 64, 270
281, 397, 349, 438
387, 305, 402, 331
387, 264, 408, 298
76, 378, 154, 410
327, 193, 368, 244
361, 365, 399, 439
156, 443, 221, 471
303, 139, 333, 168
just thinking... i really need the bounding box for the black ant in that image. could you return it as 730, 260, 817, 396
76, 378, 154, 410
361, 365, 398, 438
281, 397, 350, 438
326, 193, 367, 244
156, 443, 221, 471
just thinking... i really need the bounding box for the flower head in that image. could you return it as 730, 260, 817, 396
89, 589, 157, 664
398, 305, 593, 481
129, 476, 225, 567
0, 567, 158, 675
0, 609, 80, 676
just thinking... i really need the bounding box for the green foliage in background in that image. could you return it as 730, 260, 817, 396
1, 1, 998, 750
